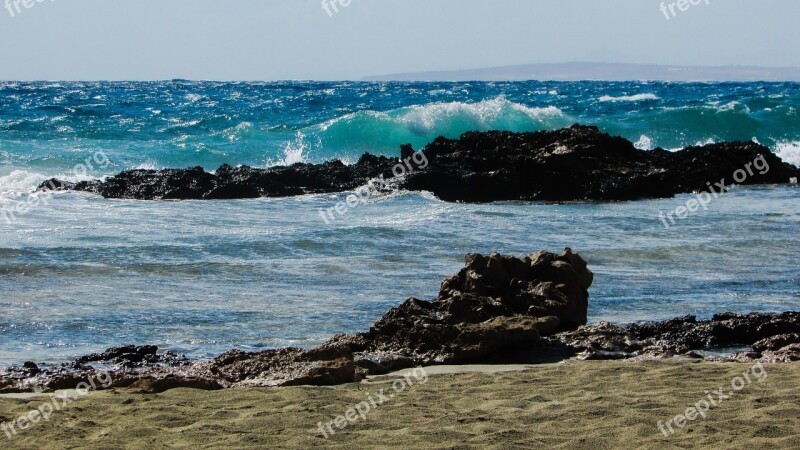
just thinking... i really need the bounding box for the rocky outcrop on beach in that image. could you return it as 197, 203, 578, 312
38, 125, 800, 202
0, 345, 219, 394
324, 249, 593, 374
2, 250, 799, 393
189, 346, 358, 388
554, 312, 800, 361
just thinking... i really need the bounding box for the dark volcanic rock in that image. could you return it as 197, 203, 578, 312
75, 345, 190, 368
0, 345, 196, 394
191, 346, 357, 387
177, 249, 592, 380
752, 333, 800, 352
403, 126, 672, 201
759, 344, 800, 363
39, 154, 400, 200
439, 250, 592, 327
628, 312, 800, 351
38, 125, 800, 202
558, 312, 800, 360
326, 249, 593, 371
22, 361, 40, 375
0, 249, 592, 390
553, 322, 642, 360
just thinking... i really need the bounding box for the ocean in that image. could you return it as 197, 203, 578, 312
1, 81, 798, 366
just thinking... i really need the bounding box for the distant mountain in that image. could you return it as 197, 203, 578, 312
364, 62, 800, 82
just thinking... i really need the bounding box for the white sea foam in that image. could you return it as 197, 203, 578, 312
598, 93, 659, 102
688, 138, 716, 147
775, 141, 800, 168
267, 131, 312, 167
0, 170, 49, 200
0, 169, 106, 200
397, 97, 564, 135
134, 161, 161, 171
184, 93, 203, 103
217, 121, 253, 142
634, 135, 654, 150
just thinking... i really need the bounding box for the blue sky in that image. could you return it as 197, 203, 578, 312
1, 0, 798, 80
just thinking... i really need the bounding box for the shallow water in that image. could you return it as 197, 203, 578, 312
1, 185, 798, 365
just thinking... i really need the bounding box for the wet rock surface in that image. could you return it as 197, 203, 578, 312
2, 251, 798, 393
556, 312, 800, 361
74, 345, 190, 368
38, 125, 800, 202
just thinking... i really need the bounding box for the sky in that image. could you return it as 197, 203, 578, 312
0, 0, 798, 80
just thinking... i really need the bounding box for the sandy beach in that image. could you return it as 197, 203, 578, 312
2, 361, 798, 449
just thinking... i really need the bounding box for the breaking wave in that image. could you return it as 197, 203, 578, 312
303, 96, 571, 154
598, 93, 660, 102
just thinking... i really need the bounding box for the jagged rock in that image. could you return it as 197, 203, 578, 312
559, 313, 800, 359
39, 154, 400, 200
39, 125, 800, 202
752, 333, 800, 352
628, 312, 800, 351
22, 361, 40, 375
330, 249, 591, 369
192, 346, 357, 388
75, 345, 190, 369
760, 344, 800, 363
439, 251, 592, 328
555, 321, 641, 360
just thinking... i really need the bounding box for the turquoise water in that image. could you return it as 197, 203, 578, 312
1, 81, 798, 365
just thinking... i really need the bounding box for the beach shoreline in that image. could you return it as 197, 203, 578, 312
1, 360, 798, 449
3, 249, 799, 397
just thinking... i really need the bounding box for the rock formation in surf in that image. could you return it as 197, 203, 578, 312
39, 125, 800, 202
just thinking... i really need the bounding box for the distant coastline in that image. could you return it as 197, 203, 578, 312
364, 62, 800, 82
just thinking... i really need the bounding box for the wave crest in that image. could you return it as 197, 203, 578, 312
306, 96, 570, 156
598, 93, 659, 102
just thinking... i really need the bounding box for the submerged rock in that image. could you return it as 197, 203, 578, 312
38, 125, 800, 202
